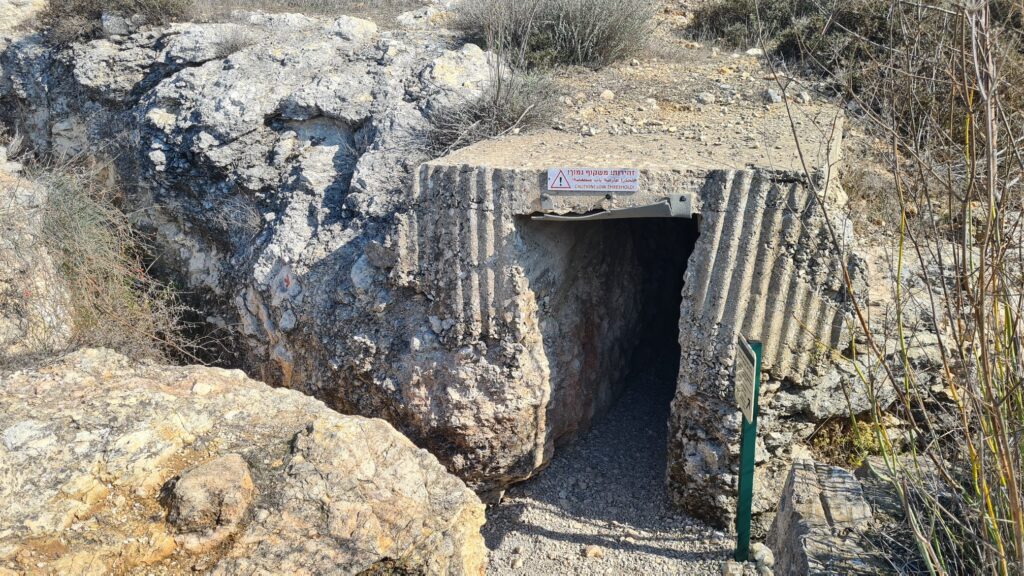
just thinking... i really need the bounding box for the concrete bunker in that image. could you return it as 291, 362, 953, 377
395, 130, 855, 529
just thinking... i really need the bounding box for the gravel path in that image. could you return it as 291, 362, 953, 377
483, 364, 733, 575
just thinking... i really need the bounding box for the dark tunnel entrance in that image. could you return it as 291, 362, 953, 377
515, 214, 701, 461
484, 214, 704, 557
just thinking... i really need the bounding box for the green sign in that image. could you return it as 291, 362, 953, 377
734, 336, 762, 562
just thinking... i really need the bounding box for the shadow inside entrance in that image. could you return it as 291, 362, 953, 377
483, 218, 731, 573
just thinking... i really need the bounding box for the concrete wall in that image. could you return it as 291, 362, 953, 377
397, 160, 855, 526
671, 169, 851, 527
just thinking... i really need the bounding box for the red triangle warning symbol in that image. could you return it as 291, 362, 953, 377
549, 169, 573, 190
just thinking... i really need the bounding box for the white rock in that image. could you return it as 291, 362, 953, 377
327, 15, 378, 42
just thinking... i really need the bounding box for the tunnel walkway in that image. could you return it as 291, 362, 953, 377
482, 359, 732, 575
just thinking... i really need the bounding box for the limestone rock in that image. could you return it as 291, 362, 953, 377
721, 559, 743, 576
166, 454, 255, 552
0, 349, 487, 575
397, 6, 454, 30
327, 15, 378, 42
767, 460, 888, 575
0, 9, 530, 500
0, 0, 42, 35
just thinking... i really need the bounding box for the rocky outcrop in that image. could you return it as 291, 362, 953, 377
767, 459, 890, 575
0, 348, 487, 575
0, 10, 526, 492
0, 0, 42, 36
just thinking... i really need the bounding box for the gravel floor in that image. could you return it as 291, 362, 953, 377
483, 364, 734, 575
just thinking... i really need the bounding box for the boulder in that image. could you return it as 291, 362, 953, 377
0, 349, 487, 575
767, 459, 889, 575
165, 454, 255, 552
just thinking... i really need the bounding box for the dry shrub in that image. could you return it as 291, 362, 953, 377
428, 64, 557, 156
41, 0, 195, 43
692, 0, 1024, 145
208, 194, 263, 245
27, 160, 194, 362
455, 0, 657, 68
745, 0, 1024, 571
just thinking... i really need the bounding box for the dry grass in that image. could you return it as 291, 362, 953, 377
455, 0, 658, 68
691, 0, 1024, 146
428, 63, 557, 156
756, 0, 1024, 572
41, 0, 194, 43
208, 194, 263, 245
20, 159, 195, 363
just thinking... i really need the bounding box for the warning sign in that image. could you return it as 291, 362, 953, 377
547, 168, 640, 192
735, 335, 758, 423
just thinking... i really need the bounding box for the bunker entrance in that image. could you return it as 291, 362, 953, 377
517, 215, 700, 459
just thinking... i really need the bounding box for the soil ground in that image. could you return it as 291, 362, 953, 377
483, 363, 735, 576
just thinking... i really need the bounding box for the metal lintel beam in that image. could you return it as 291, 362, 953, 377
531, 195, 693, 221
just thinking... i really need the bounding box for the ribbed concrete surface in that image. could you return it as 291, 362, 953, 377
396, 130, 853, 527
671, 168, 851, 526
397, 165, 522, 345
399, 163, 848, 376
682, 169, 847, 381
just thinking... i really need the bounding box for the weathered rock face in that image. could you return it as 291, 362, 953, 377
0, 348, 487, 575
165, 454, 256, 553
0, 11, 527, 492
0, 0, 42, 36
0, 168, 72, 364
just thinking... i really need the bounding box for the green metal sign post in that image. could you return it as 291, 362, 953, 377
734, 337, 762, 562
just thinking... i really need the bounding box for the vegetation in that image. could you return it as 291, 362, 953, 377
717, 0, 1024, 572
428, 63, 557, 156
432, 0, 657, 153
41, 0, 194, 43
455, 0, 657, 68
810, 418, 882, 468
22, 159, 193, 363
691, 0, 1024, 143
